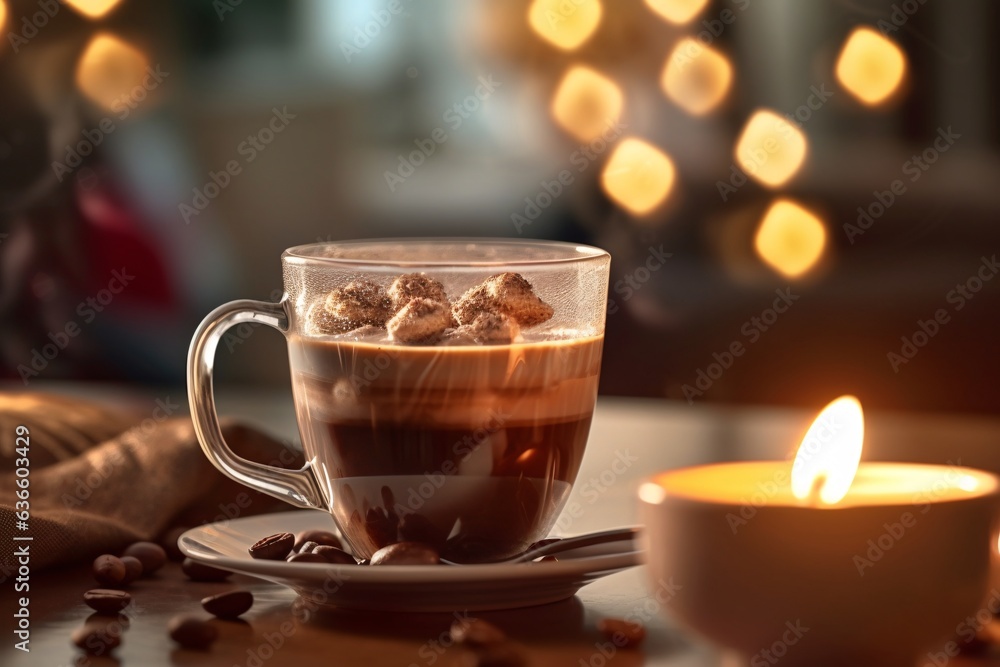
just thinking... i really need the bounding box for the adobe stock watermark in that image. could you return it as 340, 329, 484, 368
553, 448, 638, 535
6, 0, 62, 53
853, 460, 967, 576
606, 243, 671, 316
924, 588, 1000, 667
396, 409, 511, 513
844, 126, 961, 243
179, 106, 297, 224
877, 0, 929, 36
221, 289, 284, 353
718, 84, 834, 202
886, 254, 997, 372
512, 119, 627, 234
675, 0, 752, 55
750, 620, 809, 667
681, 288, 799, 403
384, 75, 502, 192
339, 0, 413, 63
406, 611, 473, 667
51, 65, 170, 183
17, 268, 135, 385
579, 577, 682, 667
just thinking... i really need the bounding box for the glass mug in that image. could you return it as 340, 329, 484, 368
187, 239, 610, 562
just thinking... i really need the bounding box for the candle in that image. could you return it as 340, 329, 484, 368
638, 396, 1000, 667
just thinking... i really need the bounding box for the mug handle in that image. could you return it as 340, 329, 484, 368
187, 299, 325, 510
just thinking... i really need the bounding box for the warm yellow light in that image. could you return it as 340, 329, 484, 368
64, 0, 123, 19
551, 66, 623, 142
644, 0, 709, 25
791, 396, 865, 505
734, 109, 808, 188
0, 1, 6, 32
601, 138, 675, 216
754, 199, 826, 278
661, 38, 733, 116
528, 0, 602, 51
75, 33, 149, 111
835, 27, 907, 106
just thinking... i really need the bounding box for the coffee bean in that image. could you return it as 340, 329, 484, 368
294, 529, 342, 551
249, 532, 294, 560
72, 623, 122, 654
597, 618, 645, 648
356, 558, 370, 566
370, 541, 440, 566
287, 551, 327, 564
313, 546, 357, 565
123, 542, 167, 575
181, 558, 232, 582
453, 642, 526, 667
92, 555, 127, 586
297, 541, 320, 554
120, 556, 143, 584
161, 526, 190, 562
451, 618, 506, 646
167, 615, 218, 650
83, 589, 132, 615
201, 590, 254, 619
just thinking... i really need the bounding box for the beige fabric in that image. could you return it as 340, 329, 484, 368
0, 393, 301, 573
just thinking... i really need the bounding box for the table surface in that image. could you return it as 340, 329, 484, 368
5, 388, 1000, 667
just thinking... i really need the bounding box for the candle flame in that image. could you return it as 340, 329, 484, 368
791, 396, 864, 505
528, 0, 602, 51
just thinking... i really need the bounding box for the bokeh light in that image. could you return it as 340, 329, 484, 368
0, 1, 6, 32
64, 0, 123, 19
528, 0, 602, 51
644, 0, 709, 25
75, 33, 150, 111
835, 26, 907, 106
754, 198, 826, 278
661, 38, 733, 116
551, 65, 624, 142
734, 109, 808, 188
601, 138, 675, 216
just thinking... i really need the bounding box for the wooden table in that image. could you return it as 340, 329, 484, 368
4, 391, 1000, 666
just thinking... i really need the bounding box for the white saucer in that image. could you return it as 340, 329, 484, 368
179, 511, 642, 612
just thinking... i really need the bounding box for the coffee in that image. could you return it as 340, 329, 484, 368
289, 333, 602, 562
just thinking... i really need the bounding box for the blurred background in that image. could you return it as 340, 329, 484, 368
1, 0, 998, 413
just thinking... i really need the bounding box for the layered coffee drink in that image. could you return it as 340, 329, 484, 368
289, 271, 602, 562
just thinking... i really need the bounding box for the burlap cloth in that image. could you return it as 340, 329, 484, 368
0, 392, 301, 573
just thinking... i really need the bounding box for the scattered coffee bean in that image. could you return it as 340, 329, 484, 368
454, 642, 526, 667
83, 589, 132, 615
202, 590, 254, 619
93, 555, 127, 587
249, 532, 294, 560
294, 529, 342, 551
451, 618, 506, 646
297, 541, 320, 554
168, 615, 218, 650
287, 551, 328, 564
182, 558, 232, 582
370, 541, 440, 566
313, 545, 357, 565
123, 541, 167, 575
161, 526, 189, 562
120, 556, 143, 584
597, 618, 645, 648
72, 623, 122, 654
